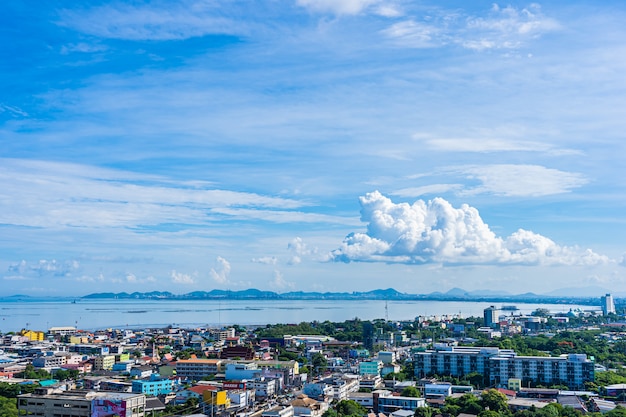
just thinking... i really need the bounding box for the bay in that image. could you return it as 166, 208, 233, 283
0, 299, 597, 332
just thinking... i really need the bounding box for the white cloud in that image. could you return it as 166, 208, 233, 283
0, 104, 28, 117
125, 273, 156, 284
269, 269, 295, 290
297, 0, 382, 16
331, 191, 609, 266
383, 4, 560, 51
287, 237, 308, 265
252, 256, 278, 265
6, 259, 80, 278
209, 256, 231, 284
58, 2, 247, 41
381, 20, 441, 48
457, 165, 588, 197
60, 42, 108, 55
171, 270, 195, 285
391, 184, 463, 198
0, 158, 311, 230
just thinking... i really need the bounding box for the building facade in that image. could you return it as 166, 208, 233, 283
414, 346, 594, 390
18, 390, 146, 417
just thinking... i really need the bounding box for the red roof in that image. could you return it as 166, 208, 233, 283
187, 385, 218, 394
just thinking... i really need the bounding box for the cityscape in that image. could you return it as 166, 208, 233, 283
1, 293, 626, 417
2, 2, 626, 417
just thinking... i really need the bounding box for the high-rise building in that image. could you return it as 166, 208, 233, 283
484, 305, 498, 328
601, 293, 616, 316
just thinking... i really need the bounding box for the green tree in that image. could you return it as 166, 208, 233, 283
0, 396, 18, 417
334, 400, 367, 417
401, 386, 421, 398
414, 407, 434, 417
606, 406, 626, 417
311, 353, 328, 376
481, 389, 510, 415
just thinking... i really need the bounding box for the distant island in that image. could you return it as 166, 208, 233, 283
77, 287, 613, 307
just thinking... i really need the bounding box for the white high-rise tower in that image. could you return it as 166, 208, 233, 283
601, 293, 615, 315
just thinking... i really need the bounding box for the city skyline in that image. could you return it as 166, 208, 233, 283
1, 1, 625, 296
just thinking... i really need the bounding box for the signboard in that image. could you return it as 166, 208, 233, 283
223, 381, 246, 390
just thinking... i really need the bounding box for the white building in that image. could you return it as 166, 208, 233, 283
602, 294, 616, 316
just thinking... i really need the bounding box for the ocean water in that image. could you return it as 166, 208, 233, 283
0, 298, 598, 332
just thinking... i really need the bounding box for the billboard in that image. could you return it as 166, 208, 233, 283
91, 399, 127, 417
223, 381, 247, 390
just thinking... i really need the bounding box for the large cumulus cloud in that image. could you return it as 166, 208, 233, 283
331, 191, 608, 266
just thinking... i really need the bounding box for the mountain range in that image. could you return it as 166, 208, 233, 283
75, 286, 622, 305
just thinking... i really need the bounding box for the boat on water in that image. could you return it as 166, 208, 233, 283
501, 305, 518, 311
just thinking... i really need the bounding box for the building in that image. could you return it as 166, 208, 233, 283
263, 405, 294, 417
18, 389, 146, 417
484, 306, 498, 328
132, 375, 176, 396
94, 355, 116, 371
415, 346, 506, 379
290, 394, 328, 417
602, 294, 616, 316
220, 345, 255, 360
175, 359, 222, 380
490, 353, 594, 389
414, 346, 594, 390
248, 378, 277, 398
359, 361, 383, 376
373, 391, 426, 413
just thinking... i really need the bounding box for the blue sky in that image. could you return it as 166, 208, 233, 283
1, 0, 625, 297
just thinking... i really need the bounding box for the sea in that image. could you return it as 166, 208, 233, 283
0, 298, 600, 333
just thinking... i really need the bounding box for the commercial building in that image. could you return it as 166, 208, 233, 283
484, 306, 498, 328
602, 294, 616, 316
18, 389, 146, 417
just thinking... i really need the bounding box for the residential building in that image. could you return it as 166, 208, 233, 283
94, 355, 116, 371
263, 405, 294, 417
132, 376, 175, 396
490, 353, 594, 389
360, 361, 383, 377
175, 359, 222, 380
248, 378, 277, 398
414, 346, 594, 390
291, 394, 328, 417
373, 391, 426, 413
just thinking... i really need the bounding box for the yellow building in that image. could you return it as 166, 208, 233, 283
69, 336, 90, 344
94, 355, 116, 371
203, 390, 230, 407
21, 329, 45, 342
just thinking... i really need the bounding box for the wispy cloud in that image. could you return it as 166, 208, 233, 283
0, 158, 313, 230
456, 164, 588, 197
382, 3, 560, 50
297, 0, 394, 16
413, 132, 582, 155
331, 191, 609, 266
269, 269, 295, 290
57, 1, 249, 41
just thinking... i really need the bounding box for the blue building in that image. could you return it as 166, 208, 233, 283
132, 374, 176, 396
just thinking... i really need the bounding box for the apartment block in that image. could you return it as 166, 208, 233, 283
414, 346, 593, 390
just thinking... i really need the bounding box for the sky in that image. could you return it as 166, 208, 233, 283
1, 0, 625, 297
